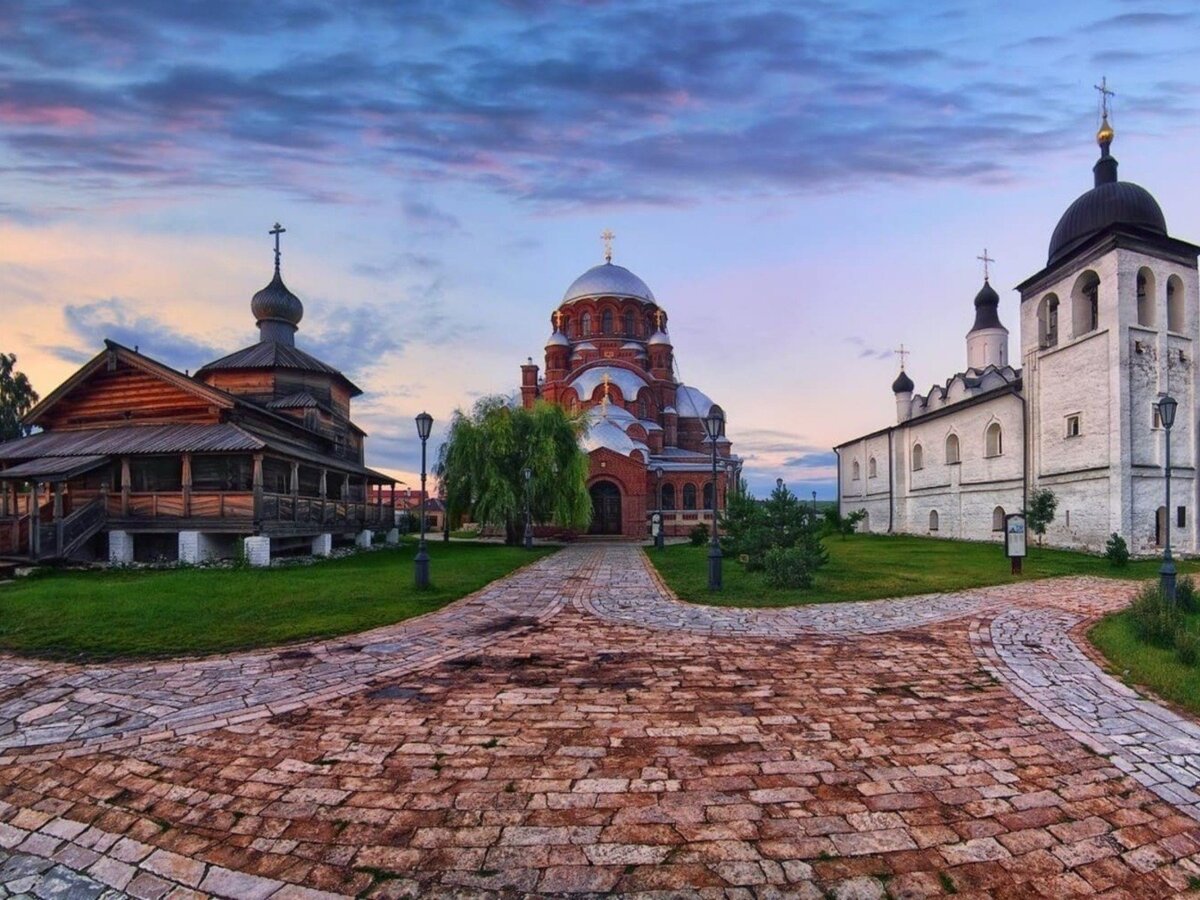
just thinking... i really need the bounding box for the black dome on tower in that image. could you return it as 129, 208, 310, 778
1047, 115, 1167, 267
892, 370, 914, 394
969, 279, 1003, 332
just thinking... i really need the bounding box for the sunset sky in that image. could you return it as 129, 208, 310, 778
3, 1, 1199, 496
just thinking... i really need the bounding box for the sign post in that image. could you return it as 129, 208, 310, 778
1005, 513, 1027, 575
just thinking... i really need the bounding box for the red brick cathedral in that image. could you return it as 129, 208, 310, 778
519, 239, 739, 537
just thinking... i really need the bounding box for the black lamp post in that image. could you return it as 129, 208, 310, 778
523, 466, 534, 550
1158, 393, 1178, 602
440, 479, 450, 542
704, 408, 725, 591
776, 477, 784, 493
414, 411, 433, 589
654, 465, 665, 550
812, 490, 818, 515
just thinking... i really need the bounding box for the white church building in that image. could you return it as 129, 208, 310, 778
836, 110, 1199, 554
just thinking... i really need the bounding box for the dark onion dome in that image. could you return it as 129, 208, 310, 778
562, 262, 656, 304
892, 369, 914, 394
1046, 117, 1167, 268
969, 279, 1004, 332
251, 268, 304, 330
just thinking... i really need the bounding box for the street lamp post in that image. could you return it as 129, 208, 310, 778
654, 465, 665, 550
776, 477, 784, 493
414, 412, 433, 589
704, 409, 725, 591
523, 466, 534, 550
1158, 394, 1178, 602
812, 490, 818, 515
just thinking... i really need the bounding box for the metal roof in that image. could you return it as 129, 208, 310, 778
0, 455, 110, 481
266, 391, 322, 410
197, 341, 363, 396
0, 424, 266, 461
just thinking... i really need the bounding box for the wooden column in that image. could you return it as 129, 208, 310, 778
390, 483, 396, 528
181, 453, 192, 518
319, 469, 328, 524
120, 457, 131, 518
290, 462, 299, 522
252, 453, 264, 523
375, 481, 383, 524
53, 481, 64, 557
29, 482, 39, 559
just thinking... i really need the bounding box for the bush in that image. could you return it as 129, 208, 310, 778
1130, 583, 1183, 648
763, 545, 818, 589
1104, 533, 1129, 568
1175, 628, 1200, 666
1178, 576, 1197, 613
689, 523, 710, 546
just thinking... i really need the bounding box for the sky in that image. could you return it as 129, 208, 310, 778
2, 0, 1200, 497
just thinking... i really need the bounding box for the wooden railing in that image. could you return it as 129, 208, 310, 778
37, 498, 106, 559
100, 490, 393, 528
260, 493, 392, 527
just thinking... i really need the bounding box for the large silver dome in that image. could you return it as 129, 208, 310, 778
562, 263, 656, 304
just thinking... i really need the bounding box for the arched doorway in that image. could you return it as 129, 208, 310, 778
590, 481, 623, 535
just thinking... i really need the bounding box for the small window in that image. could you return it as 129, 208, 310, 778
661, 483, 676, 510
623, 310, 636, 337
945, 434, 960, 464
1179, 506, 1187, 528
912, 444, 924, 471
581, 312, 592, 336
601, 309, 614, 335
1066, 415, 1081, 438
703, 482, 715, 510
852, 460, 861, 481
929, 510, 939, 532
868, 457, 877, 478
682, 483, 697, 510
985, 423, 1003, 457
1168, 277, 1185, 333
993, 506, 1005, 532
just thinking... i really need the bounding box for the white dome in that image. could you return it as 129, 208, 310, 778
569, 365, 649, 402
582, 409, 650, 461
562, 263, 656, 304
545, 331, 569, 348
648, 329, 672, 346
675, 384, 718, 419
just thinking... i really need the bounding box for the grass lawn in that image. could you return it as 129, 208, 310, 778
1090, 608, 1200, 718
649, 533, 1195, 608
0, 541, 552, 661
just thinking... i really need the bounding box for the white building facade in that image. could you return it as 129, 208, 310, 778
837, 116, 1200, 554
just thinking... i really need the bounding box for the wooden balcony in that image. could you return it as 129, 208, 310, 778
103, 489, 393, 534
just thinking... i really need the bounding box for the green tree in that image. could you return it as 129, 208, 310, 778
438, 397, 591, 543
1027, 488, 1058, 546
822, 506, 867, 539
721, 479, 827, 576
0, 353, 38, 442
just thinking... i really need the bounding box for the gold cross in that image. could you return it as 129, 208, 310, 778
552, 310, 563, 330
602, 370, 612, 401
1095, 76, 1114, 120
977, 248, 995, 281
895, 343, 910, 371
654, 309, 665, 330
601, 229, 615, 263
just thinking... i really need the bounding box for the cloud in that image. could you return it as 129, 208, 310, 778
783, 451, 837, 469
56, 298, 222, 372
844, 337, 895, 361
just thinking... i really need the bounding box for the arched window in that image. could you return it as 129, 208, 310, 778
638, 395, 648, 419
852, 460, 861, 481
601, 309, 614, 335
580, 312, 592, 336
929, 510, 939, 532
1137, 268, 1156, 328
1168, 275, 1185, 333
703, 482, 714, 510
912, 443, 924, 471
1072, 271, 1100, 337
1038, 293, 1059, 348
623, 310, 635, 336
985, 422, 1003, 457
993, 506, 1005, 532
661, 483, 676, 510
682, 483, 697, 510
868, 457, 877, 478
945, 433, 960, 464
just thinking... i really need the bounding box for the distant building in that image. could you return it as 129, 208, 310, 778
836, 109, 1199, 554
0, 231, 396, 564
520, 241, 741, 538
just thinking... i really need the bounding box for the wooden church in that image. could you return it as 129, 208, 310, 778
0, 226, 397, 564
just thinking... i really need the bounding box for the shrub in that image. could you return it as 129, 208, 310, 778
763, 545, 817, 589
689, 523, 710, 546
1104, 533, 1129, 568
1175, 628, 1200, 667
1178, 576, 1197, 613
1129, 583, 1182, 648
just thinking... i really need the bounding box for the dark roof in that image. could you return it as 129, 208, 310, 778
969, 280, 1004, 332
891, 370, 914, 394
0, 424, 265, 461
197, 341, 363, 396
266, 391, 323, 410
1047, 149, 1167, 267
0, 455, 110, 481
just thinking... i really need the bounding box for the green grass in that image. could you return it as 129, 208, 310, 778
649, 533, 1195, 608
0, 541, 552, 661
1090, 606, 1200, 718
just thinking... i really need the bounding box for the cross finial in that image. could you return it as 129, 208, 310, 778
895, 343, 910, 371
602, 370, 612, 401
269, 222, 286, 273
601, 229, 615, 264
977, 248, 995, 281
1095, 76, 1115, 120
654, 308, 665, 331
552, 310, 563, 331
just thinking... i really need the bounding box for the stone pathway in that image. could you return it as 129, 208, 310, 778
2, 544, 1200, 897
977, 606, 1200, 822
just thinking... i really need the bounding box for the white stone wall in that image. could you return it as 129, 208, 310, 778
108, 530, 133, 564
243, 536, 271, 567
355, 529, 373, 549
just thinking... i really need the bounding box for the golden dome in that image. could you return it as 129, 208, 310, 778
1097, 115, 1114, 145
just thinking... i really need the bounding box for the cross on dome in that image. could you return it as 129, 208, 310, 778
1095, 76, 1115, 146
553, 310, 563, 331
894, 343, 910, 371
654, 309, 666, 331
602, 370, 612, 401
977, 248, 995, 281
269, 222, 286, 272
601, 229, 615, 264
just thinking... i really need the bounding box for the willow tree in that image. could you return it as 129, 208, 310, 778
438, 396, 591, 542
0, 353, 38, 442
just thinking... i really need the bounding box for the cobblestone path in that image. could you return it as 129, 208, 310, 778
2, 544, 1200, 897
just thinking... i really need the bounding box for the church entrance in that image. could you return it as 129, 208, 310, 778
589, 481, 623, 535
